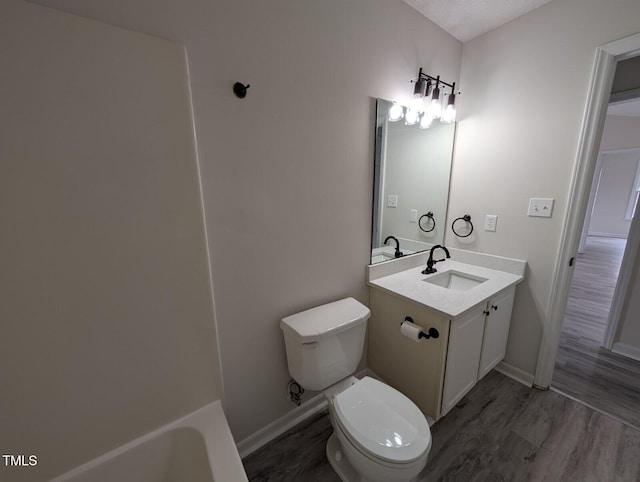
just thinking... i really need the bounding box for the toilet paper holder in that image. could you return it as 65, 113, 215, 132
402, 316, 440, 339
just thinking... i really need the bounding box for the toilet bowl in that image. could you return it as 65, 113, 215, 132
327, 376, 430, 482
280, 298, 432, 482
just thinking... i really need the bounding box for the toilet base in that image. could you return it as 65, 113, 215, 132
326, 431, 425, 482
326, 433, 360, 482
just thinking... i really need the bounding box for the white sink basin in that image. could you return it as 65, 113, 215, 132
371, 252, 395, 263
423, 270, 488, 292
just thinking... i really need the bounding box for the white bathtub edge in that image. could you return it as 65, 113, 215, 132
50, 400, 247, 482
204, 400, 249, 481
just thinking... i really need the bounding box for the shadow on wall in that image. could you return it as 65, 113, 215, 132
504, 274, 544, 382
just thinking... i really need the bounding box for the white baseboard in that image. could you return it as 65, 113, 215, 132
236, 393, 328, 459
236, 369, 372, 460
587, 232, 628, 239
494, 360, 534, 387
612, 342, 640, 362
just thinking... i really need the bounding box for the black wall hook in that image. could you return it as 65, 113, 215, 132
233, 82, 250, 98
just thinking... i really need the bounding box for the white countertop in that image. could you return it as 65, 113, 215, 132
368, 259, 524, 319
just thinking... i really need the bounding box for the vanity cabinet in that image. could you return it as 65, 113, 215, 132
440, 285, 516, 415
368, 289, 450, 421
440, 307, 486, 415
478, 286, 516, 379
368, 284, 516, 422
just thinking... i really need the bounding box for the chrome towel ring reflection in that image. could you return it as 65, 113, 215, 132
452, 214, 474, 237
418, 212, 436, 233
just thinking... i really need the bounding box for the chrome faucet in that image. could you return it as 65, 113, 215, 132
384, 235, 404, 258
422, 245, 450, 274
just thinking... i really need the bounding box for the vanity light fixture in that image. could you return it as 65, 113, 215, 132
413, 76, 428, 98
419, 113, 433, 129
404, 107, 420, 126
441, 90, 457, 124
428, 79, 442, 119
388, 102, 404, 122
388, 67, 458, 127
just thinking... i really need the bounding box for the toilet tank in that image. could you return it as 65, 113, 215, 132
280, 297, 370, 391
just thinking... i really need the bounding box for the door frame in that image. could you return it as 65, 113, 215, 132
604, 177, 640, 349
577, 151, 603, 253
534, 32, 640, 389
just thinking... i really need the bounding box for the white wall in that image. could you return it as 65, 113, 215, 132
601, 115, 640, 151
0, 2, 221, 480
26, 0, 462, 442
449, 0, 640, 378
589, 150, 637, 237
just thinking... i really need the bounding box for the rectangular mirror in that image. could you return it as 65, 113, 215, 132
371, 98, 455, 264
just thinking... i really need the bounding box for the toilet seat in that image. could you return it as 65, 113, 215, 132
332, 377, 431, 465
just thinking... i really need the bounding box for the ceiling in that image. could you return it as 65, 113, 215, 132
403, 0, 555, 42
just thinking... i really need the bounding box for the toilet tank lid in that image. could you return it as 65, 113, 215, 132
280, 297, 370, 342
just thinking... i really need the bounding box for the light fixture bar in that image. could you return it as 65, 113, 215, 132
410, 69, 459, 124
413, 69, 456, 91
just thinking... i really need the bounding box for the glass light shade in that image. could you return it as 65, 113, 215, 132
404, 107, 419, 125
388, 102, 404, 122
430, 101, 442, 119
410, 95, 426, 113
440, 93, 456, 124
428, 87, 442, 119
419, 113, 433, 129
441, 104, 456, 123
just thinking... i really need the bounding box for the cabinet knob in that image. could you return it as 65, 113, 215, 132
491, 304, 498, 311
483, 310, 490, 316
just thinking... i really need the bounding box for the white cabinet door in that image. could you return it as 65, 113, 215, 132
478, 286, 516, 379
441, 307, 485, 416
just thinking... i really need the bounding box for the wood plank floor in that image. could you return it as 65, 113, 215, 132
243, 371, 640, 481
552, 236, 640, 430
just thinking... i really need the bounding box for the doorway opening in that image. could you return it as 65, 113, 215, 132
551, 58, 640, 430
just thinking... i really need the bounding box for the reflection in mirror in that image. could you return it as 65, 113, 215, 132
371, 98, 455, 264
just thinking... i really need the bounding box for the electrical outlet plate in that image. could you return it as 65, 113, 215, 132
528, 198, 554, 217
410, 209, 418, 223
485, 214, 497, 231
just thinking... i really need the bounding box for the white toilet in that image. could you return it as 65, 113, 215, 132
280, 297, 431, 482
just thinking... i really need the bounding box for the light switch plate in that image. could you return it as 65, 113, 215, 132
528, 198, 554, 217
409, 209, 418, 223
387, 195, 398, 208
485, 214, 498, 231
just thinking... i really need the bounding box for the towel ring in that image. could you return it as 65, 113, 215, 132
452, 214, 474, 237
418, 212, 436, 233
